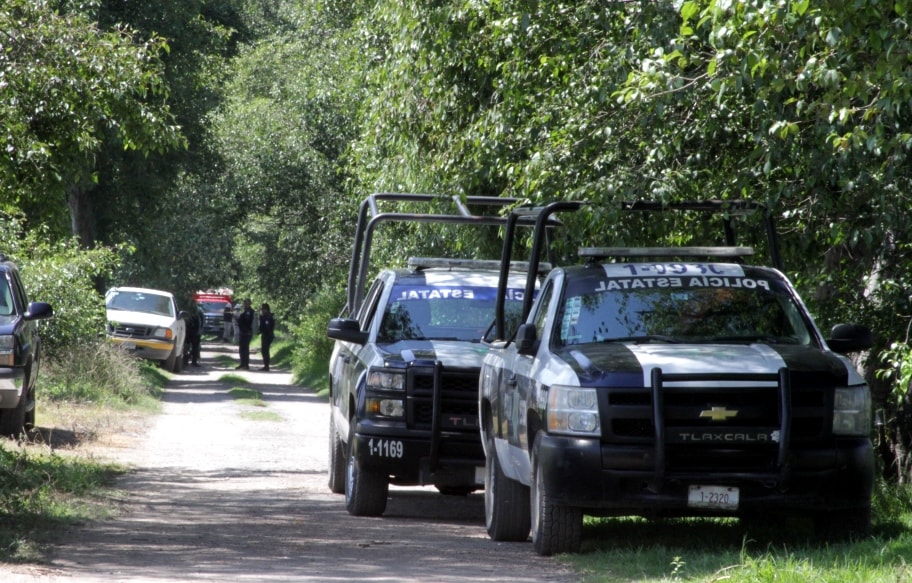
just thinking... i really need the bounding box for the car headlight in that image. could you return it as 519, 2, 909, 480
367, 369, 405, 391
0, 335, 14, 366
833, 386, 871, 436
547, 385, 600, 437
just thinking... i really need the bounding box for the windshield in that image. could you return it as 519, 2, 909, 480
379, 284, 525, 343
199, 301, 229, 313
0, 279, 13, 317
555, 264, 815, 348
106, 291, 174, 318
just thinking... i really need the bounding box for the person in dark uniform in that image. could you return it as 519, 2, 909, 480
185, 302, 204, 367
222, 302, 233, 342
258, 303, 275, 371
235, 298, 255, 369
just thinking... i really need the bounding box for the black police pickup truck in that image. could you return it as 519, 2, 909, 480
479, 201, 875, 555
326, 193, 532, 516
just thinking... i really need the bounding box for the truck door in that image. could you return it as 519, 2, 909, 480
508, 280, 554, 458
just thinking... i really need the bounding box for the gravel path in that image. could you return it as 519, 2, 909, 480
1, 342, 577, 582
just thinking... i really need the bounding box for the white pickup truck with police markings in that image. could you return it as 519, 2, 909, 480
479, 201, 875, 555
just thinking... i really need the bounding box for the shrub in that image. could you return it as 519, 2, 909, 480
0, 213, 124, 356
41, 341, 162, 405
288, 283, 344, 392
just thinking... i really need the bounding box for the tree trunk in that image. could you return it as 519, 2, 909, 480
67, 184, 96, 247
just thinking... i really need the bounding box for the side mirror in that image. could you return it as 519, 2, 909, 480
327, 318, 368, 345
827, 323, 873, 354
23, 301, 53, 321
515, 323, 539, 356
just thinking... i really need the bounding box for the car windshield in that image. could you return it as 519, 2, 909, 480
106, 291, 174, 318
0, 279, 13, 319
378, 284, 525, 343
198, 301, 228, 313
555, 266, 815, 348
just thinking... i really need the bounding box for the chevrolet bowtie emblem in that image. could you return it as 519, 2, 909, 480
700, 406, 738, 422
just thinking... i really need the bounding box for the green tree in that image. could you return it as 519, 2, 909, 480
1, 213, 121, 355
0, 0, 184, 241
616, 0, 912, 479
212, 0, 361, 319
349, 0, 912, 478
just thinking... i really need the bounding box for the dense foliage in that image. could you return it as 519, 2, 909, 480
0, 214, 120, 355
3, 0, 912, 480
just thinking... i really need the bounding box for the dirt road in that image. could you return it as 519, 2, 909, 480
1, 342, 577, 582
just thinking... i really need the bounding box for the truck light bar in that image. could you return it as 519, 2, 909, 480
579, 246, 755, 260
408, 257, 551, 273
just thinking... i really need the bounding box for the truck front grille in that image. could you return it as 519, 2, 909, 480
602, 368, 829, 474
407, 366, 479, 433
110, 325, 154, 339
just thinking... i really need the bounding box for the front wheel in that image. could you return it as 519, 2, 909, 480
164, 344, 180, 372
531, 434, 582, 556
328, 414, 346, 494
0, 388, 28, 438
485, 447, 531, 541
345, 430, 389, 516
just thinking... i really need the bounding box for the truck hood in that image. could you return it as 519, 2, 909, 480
380, 339, 489, 368
106, 309, 178, 328
557, 342, 856, 387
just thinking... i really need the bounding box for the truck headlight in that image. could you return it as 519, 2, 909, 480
152, 327, 173, 341
547, 385, 600, 437
833, 386, 871, 436
0, 335, 14, 366
367, 369, 405, 391
366, 398, 405, 418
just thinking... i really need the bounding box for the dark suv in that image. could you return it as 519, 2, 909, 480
0, 255, 53, 437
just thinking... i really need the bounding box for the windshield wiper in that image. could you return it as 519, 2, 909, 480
600, 335, 681, 344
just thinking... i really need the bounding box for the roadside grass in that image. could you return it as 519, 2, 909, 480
227, 386, 265, 405
215, 353, 236, 367
223, 376, 281, 421
0, 342, 164, 562
239, 410, 282, 421
42, 341, 165, 407
0, 443, 127, 562
563, 483, 912, 582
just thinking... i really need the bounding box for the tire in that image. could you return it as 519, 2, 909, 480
23, 383, 36, 431
164, 345, 178, 372
814, 506, 872, 542
345, 429, 389, 516
531, 434, 582, 556
485, 445, 531, 541
172, 347, 184, 373
0, 386, 28, 438
328, 414, 346, 494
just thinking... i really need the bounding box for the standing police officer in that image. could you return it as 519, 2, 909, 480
235, 299, 255, 369
258, 303, 275, 371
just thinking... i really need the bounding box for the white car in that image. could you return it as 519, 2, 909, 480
105, 286, 187, 372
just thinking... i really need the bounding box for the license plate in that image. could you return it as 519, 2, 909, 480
688, 485, 739, 511
120, 341, 136, 350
